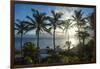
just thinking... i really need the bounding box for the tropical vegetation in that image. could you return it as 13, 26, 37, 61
14, 7, 96, 65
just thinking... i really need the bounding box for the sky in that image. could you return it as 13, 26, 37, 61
15, 3, 94, 20
14, 3, 94, 35
14, 3, 95, 48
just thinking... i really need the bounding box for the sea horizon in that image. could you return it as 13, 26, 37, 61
15, 37, 66, 51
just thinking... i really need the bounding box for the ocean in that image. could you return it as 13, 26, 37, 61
15, 37, 66, 51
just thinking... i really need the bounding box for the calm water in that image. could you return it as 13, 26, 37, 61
15, 37, 66, 51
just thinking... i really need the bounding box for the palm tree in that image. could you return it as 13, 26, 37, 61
77, 31, 89, 47
23, 9, 50, 63
87, 11, 96, 30
63, 19, 73, 51
72, 10, 87, 58
72, 10, 86, 45
26, 9, 50, 48
48, 10, 63, 51
76, 30, 90, 59
14, 19, 28, 57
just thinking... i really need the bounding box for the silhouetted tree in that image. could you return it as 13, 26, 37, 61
15, 19, 28, 57
62, 19, 73, 51
48, 10, 63, 51
72, 10, 87, 58
23, 9, 50, 63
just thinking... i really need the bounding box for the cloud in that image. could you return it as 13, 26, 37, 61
55, 6, 81, 20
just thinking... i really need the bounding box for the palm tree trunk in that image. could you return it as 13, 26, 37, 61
77, 21, 81, 46
83, 38, 85, 47
67, 30, 70, 63
82, 38, 85, 53
68, 30, 70, 51
53, 28, 56, 52
65, 31, 67, 40
37, 31, 39, 49
20, 33, 23, 57
77, 23, 82, 59
81, 38, 86, 58
78, 28, 81, 46
20, 33, 23, 63
78, 29, 81, 58
37, 30, 40, 63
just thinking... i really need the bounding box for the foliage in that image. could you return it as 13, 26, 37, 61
14, 8, 95, 65
23, 42, 38, 64
47, 53, 62, 63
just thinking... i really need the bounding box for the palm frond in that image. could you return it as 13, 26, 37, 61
14, 23, 20, 28
26, 16, 36, 24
